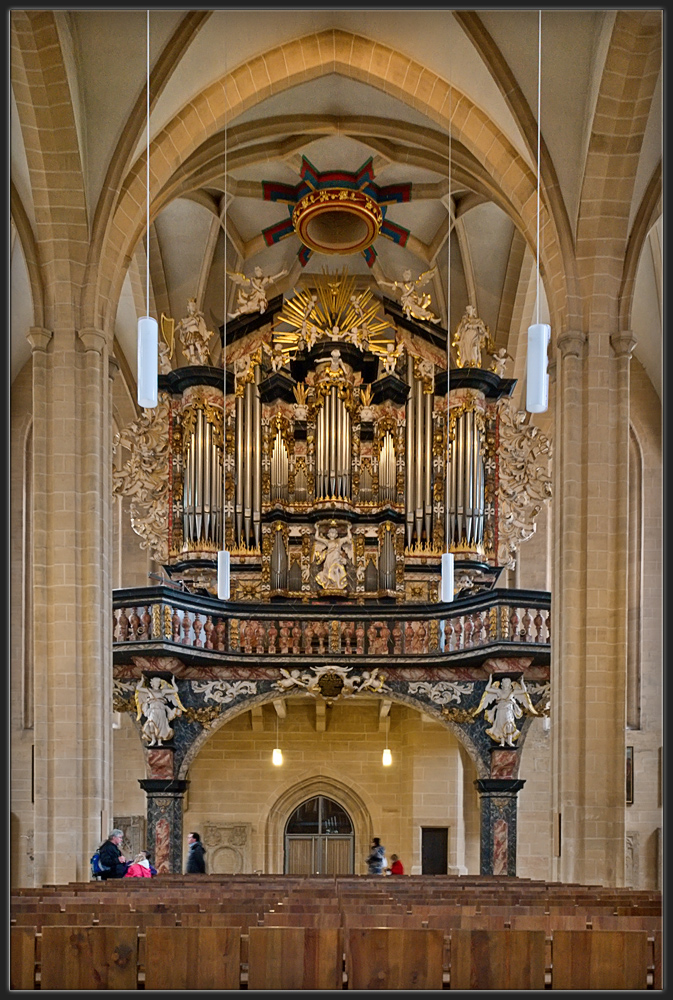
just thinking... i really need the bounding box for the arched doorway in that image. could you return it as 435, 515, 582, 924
284, 796, 354, 874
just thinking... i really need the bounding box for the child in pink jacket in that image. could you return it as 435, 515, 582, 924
124, 851, 154, 878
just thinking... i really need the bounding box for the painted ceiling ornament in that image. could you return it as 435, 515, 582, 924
452, 304, 493, 367
378, 267, 440, 324
474, 674, 539, 746
496, 395, 552, 570
261, 156, 411, 267
272, 267, 395, 360
228, 265, 289, 320
112, 395, 171, 564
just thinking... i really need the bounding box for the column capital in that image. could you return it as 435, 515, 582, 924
138, 778, 189, 795
556, 329, 586, 359
78, 327, 109, 353
475, 778, 526, 795
26, 327, 52, 352
610, 330, 637, 359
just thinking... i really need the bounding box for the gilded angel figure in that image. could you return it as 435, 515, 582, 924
473, 675, 538, 747
135, 676, 186, 747
378, 267, 440, 324
228, 265, 288, 319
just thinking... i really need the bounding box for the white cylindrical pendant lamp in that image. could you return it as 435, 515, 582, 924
217, 548, 230, 600
441, 551, 454, 603
272, 747, 283, 766
137, 316, 158, 408
526, 323, 550, 413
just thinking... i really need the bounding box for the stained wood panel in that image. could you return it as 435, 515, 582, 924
144, 926, 241, 990
10, 926, 36, 990
551, 929, 649, 990
450, 929, 546, 990
248, 925, 343, 990
347, 927, 444, 990
40, 925, 138, 990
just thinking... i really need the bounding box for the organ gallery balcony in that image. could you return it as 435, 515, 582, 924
112, 584, 550, 669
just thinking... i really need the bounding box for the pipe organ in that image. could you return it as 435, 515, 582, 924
114, 274, 544, 603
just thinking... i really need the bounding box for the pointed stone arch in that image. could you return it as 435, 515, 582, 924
265, 773, 372, 875
96, 28, 570, 338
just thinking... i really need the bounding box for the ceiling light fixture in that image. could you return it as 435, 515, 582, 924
137, 9, 158, 409
272, 708, 283, 766
441, 51, 454, 603
382, 713, 392, 766
217, 33, 231, 601
526, 9, 550, 414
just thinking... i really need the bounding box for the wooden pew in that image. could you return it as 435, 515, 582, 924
449, 929, 546, 990
248, 925, 343, 990
346, 927, 444, 990
144, 926, 241, 990
40, 925, 138, 990
10, 926, 36, 990
550, 929, 649, 990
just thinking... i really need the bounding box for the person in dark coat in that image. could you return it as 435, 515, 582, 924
186, 831, 206, 873
98, 829, 129, 879
366, 837, 386, 875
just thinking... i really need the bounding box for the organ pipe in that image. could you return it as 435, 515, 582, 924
405, 357, 415, 547
182, 406, 223, 548
235, 393, 243, 542
414, 375, 423, 541
448, 404, 486, 552
253, 366, 261, 547
244, 380, 252, 543
424, 387, 432, 542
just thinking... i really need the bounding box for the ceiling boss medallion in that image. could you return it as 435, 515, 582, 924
262, 157, 412, 267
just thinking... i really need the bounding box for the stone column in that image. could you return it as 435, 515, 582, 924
30, 325, 114, 885
139, 776, 190, 875
475, 778, 526, 875
550, 326, 633, 885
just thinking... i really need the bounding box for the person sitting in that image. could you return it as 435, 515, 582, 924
387, 853, 404, 875
97, 828, 129, 879
186, 831, 207, 873
124, 851, 154, 878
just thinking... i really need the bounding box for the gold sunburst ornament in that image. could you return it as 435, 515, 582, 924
272, 268, 396, 358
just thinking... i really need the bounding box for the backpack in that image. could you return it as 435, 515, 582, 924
90, 851, 110, 879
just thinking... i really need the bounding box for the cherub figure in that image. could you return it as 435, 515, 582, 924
135, 676, 186, 747
327, 348, 348, 376
378, 268, 440, 324
228, 265, 288, 319
313, 523, 354, 591
175, 298, 213, 366
490, 347, 513, 378
452, 305, 491, 368
377, 341, 404, 376
474, 674, 537, 747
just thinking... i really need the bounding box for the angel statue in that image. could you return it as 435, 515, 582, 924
452, 304, 492, 368
490, 347, 512, 378
228, 265, 289, 319
313, 523, 354, 591
135, 675, 186, 747
474, 674, 538, 747
378, 267, 440, 324
175, 298, 213, 366
379, 341, 404, 375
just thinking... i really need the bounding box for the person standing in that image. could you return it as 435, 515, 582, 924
366, 837, 386, 875
186, 831, 206, 874
97, 829, 128, 879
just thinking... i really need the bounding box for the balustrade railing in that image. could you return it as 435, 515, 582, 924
113, 586, 550, 661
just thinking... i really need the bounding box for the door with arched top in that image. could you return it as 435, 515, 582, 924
284, 795, 354, 874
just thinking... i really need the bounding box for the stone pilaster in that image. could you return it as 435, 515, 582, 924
551, 326, 631, 885
475, 778, 525, 875
139, 778, 190, 874
30, 325, 114, 884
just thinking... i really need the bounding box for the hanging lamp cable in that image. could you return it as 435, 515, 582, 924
146, 8, 150, 321
440, 37, 454, 603
536, 8, 541, 326
136, 8, 158, 409
217, 27, 231, 597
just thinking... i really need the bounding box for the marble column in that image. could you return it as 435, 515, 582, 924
139, 777, 190, 875
475, 777, 526, 875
